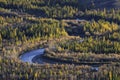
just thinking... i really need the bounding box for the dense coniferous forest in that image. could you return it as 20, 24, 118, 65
0, 0, 120, 80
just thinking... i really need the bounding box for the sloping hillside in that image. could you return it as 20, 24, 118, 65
79, 0, 120, 9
